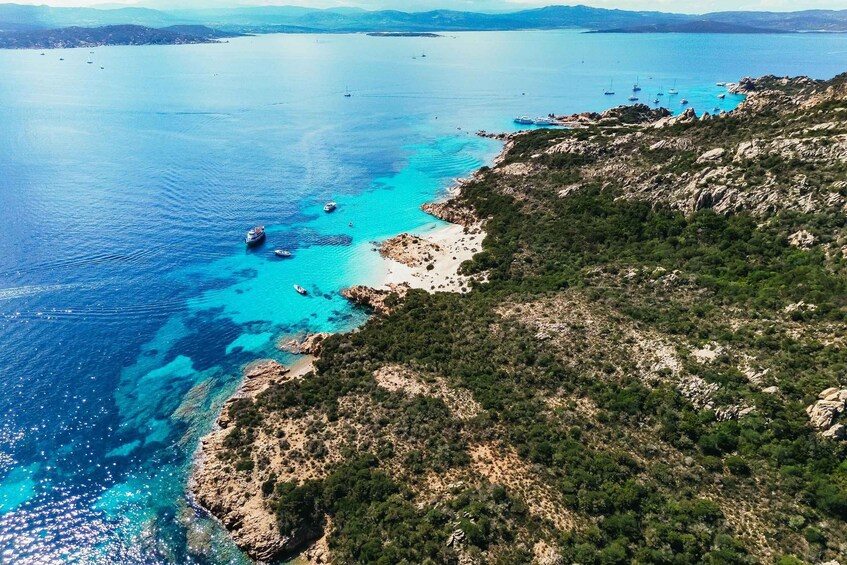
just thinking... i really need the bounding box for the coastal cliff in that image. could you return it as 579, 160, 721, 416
192, 73, 847, 563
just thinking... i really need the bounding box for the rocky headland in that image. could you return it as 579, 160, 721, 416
192, 73, 847, 563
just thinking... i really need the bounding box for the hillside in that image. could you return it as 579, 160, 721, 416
0, 24, 239, 49
593, 20, 788, 34
192, 74, 847, 564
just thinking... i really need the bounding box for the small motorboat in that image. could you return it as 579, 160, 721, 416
274, 249, 292, 258
628, 96, 639, 102
680, 99, 689, 105
323, 201, 337, 213
245, 226, 266, 246
717, 93, 726, 99
294, 284, 307, 295
716, 82, 727, 87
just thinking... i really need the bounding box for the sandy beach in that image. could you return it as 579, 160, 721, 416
370, 221, 487, 293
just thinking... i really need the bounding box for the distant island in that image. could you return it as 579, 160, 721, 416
366, 32, 441, 37
0, 24, 242, 49
592, 20, 792, 34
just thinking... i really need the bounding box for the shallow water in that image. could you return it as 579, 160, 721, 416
1, 30, 846, 563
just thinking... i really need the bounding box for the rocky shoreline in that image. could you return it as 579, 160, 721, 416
188, 141, 509, 562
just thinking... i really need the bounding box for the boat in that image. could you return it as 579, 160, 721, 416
668, 80, 679, 95
713, 107, 721, 113
294, 284, 308, 295
533, 117, 557, 126
513, 116, 535, 125
421, 53, 426, 58
656, 88, 664, 96
632, 77, 641, 92
680, 99, 689, 105
628, 96, 639, 102
344, 86, 351, 98
245, 226, 266, 246
274, 249, 292, 258
40, 52, 45, 56
717, 93, 726, 99
716, 82, 727, 87
604, 80, 615, 96
59, 58, 64, 61
323, 201, 337, 213
653, 98, 660, 104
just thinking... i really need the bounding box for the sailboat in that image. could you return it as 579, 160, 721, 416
604, 80, 615, 96
668, 80, 679, 95
632, 77, 641, 92
86, 54, 93, 65
344, 86, 351, 98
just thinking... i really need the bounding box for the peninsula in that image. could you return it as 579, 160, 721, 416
192, 73, 847, 563
0, 24, 241, 49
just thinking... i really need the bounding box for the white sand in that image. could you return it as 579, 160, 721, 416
371, 221, 487, 293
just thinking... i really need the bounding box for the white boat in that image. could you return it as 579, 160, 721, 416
274, 249, 292, 258
294, 284, 307, 295
668, 80, 679, 95
514, 116, 535, 125
604, 80, 615, 95
533, 117, 557, 126
245, 226, 266, 246
717, 93, 726, 99
716, 82, 727, 87
632, 77, 641, 92
323, 201, 337, 213
680, 99, 689, 105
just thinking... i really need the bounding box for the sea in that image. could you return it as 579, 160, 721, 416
1, 29, 847, 563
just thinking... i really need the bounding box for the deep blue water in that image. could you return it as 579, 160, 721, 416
1, 30, 847, 563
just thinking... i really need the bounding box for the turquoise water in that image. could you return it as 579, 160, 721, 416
1, 30, 847, 562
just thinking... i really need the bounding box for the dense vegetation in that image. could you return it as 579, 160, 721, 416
219, 76, 847, 564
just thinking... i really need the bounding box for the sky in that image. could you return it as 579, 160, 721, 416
14, 0, 847, 13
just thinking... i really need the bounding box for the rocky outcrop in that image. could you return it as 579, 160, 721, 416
278, 332, 331, 356
378, 233, 442, 267
191, 359, 306, 562
806, 388, 847, 438
340, 283, 409, 315
788, 229, 817, 249
421, 200, 478, 226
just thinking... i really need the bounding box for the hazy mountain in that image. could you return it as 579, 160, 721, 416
2, 3, 847, 34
